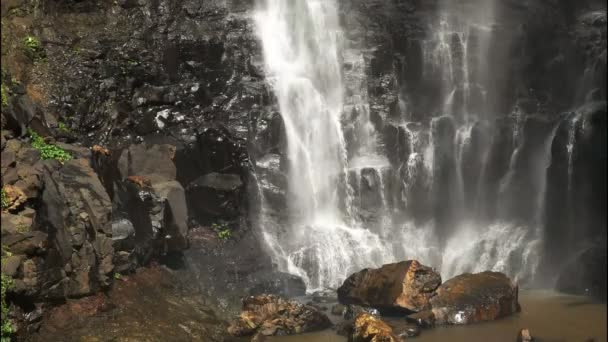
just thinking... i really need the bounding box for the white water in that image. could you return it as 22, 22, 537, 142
255, 0, 394, 291
254, 0, 550, 291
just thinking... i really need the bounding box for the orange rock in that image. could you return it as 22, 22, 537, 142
338, 260, 441, 313
126, 175, 151, 188
351, 313, 401, 342
92, 145, 110, 156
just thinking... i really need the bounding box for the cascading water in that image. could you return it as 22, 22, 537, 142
254, 0, 392, 290
254, 0, 563, 291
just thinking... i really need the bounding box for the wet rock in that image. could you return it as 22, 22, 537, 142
391, 321, 421, 339
429, 272, 520, 325
517, 328, 534, 342
335, 321, 353, 337
556, 245, 607, 300
343, 305, 380, 320
338, 260, 441, 313
246, 271, 306, 298
350, 313, 401, 342
331, 304, 346, 316
406, 310, 435, 328
186, 172, 244, 222
227, 295, 331, 337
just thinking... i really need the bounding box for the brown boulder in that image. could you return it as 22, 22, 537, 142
227, 295, 331, 337
338, 260, 441, 313
429, 271, 520, 325
350, 313, 401, 342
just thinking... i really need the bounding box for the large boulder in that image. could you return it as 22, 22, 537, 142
337, 260, 441, 313
429, 271, 520, 325
350, 313, 401, 342
227, 295, 331, 337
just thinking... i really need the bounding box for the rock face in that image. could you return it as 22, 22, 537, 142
429, 272, 520, 325
556, 245, 607, 300
338, 260, 441, 313
227, 295, 331, 337
350, 313, 401, 342
1, 137, 114, 301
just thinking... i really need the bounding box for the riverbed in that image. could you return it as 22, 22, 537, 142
271, 290, 607, 342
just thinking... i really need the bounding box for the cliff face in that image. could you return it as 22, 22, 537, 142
0, 0, 606, 339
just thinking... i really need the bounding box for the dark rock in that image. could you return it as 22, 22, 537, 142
338, 260, 441, 313
227, 295, 331, 337
246, 272, 306, 298
556, 245, 607, 300
343, 305, 380, 320
406, 310, 435, 328
391, 321, 421, 339
186, 172, 244, 222
429, 272, 520, 325
335, 321, 353, 337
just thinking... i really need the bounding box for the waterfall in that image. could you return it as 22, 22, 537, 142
253, 0, 562, 291
254, 0, 391, 291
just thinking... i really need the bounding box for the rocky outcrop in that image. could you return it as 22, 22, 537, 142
1, 134, 114, 301
227, 295, 331, 337
337, 260, 441, 313
556, 245, 607, 300
350, 313, 401, 342
429, 271, 520, 325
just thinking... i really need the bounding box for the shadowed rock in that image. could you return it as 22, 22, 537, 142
429, 271, 520, 325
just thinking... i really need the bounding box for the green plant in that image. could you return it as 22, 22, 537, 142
1, 273, 13, 342
28, 129, 72, 163
113, 273, 122, 280
57, 122, 70, 134
22, 36, 44, 61
1, 84, 7, 107
0, 188, 8, 210
212, 223, 232, 242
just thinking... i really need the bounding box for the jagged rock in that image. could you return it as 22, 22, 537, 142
33, 158, 114, 298
227, 295, 331, 337
350, 313, 401, 342
429, 271, 520, 325
338, 260, 441, 313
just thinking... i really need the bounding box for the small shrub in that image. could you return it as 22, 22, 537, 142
212, 223, 232, 242
28, 129, 72, 163
22, 36, 45, 61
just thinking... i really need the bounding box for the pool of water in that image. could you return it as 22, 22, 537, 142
270, 290, 607, 342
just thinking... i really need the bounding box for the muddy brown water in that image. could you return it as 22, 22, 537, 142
271, 290, 607, 342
